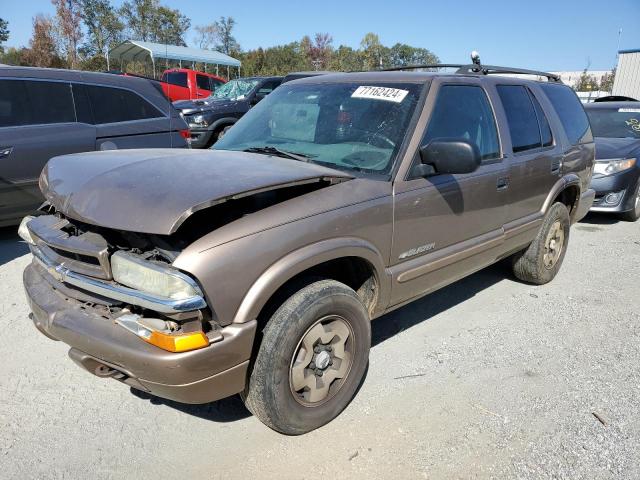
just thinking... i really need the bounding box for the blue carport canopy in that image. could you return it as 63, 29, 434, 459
109, 40, 241, 75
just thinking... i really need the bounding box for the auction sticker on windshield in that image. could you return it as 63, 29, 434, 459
352, 86, 409, 103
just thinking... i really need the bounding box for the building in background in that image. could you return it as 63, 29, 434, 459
551, 70, 610, 88
612, 49, 640, 100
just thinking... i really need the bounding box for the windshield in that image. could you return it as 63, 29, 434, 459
213, 82, 424, 174
209, 79, 259, 101
586, 107, 640, 139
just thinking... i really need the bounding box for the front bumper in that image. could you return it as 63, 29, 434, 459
188, 128, 213, 149
24, 261, 256, 404
590, 167, 640, 213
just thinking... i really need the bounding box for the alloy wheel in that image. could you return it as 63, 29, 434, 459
543, 220, 565, 269
289, 315, 354, 406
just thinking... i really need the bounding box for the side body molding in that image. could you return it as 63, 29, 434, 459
232, 237, 391, 324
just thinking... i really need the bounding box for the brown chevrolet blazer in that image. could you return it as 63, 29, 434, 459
20, 64, 595, 435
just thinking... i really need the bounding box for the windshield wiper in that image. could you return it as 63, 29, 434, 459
243, 146, 315, 163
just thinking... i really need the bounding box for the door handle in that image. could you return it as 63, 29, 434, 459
0, 146, 13, 159
497, 176, 509, 191
551, 157, 562, 174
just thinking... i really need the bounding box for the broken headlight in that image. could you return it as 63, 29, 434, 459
189, 114, 209, 127
111, 251, 202, 300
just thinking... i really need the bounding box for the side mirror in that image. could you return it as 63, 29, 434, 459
251, 92, 266, 105
414, 138, 482, 177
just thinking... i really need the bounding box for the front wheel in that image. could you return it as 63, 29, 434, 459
620, 180, 640, 222
512, 202, 571, 285
243, 279, 371, 435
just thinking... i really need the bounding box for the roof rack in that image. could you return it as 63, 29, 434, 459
380, 63, 561, 83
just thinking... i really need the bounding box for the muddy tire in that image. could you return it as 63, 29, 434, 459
243, 279, 370, 435
620, 180, 640, 222
512, 202, 571, 285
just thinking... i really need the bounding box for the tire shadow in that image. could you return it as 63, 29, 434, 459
0, 226, 29, 266
579, 212, 620, 225
371, 260, 513, 347
129, 387, 252, 422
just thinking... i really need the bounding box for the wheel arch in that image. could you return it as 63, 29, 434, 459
542, 174, 581, 222
232, 237, 390, 325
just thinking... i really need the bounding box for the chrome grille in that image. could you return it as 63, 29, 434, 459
27, 215, 112, 280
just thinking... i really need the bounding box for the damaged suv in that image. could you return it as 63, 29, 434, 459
21, 64, 595, 435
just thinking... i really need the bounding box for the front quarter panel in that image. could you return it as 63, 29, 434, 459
173, 188, 393, 326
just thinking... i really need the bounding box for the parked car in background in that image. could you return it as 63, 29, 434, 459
160, 68, 226, 102
20, 64, 594, 434
0, 66, 189, 227
174, 76, 283, 148
281, 71, 333, 83
584, 101, 640, 221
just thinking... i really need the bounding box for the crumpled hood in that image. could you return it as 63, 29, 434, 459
594, 137, 640, 160
40, 149, 351, 235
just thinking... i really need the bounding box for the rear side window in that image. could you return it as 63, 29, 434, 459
196, 74, 210, 90
85, 85, 164, 124
72, 84, 93, 124
0, 79, 75, 127
497, 85, 541, 153
423, 85, 500, 161
258, 80, 282, 95
530, 92, 553, 147
165, 72, 188, 88
541, 84, 593, 145
210, 79, 224, 91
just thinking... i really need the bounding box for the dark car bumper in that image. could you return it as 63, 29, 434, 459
188, 128, 214, 149
24, 261, 256, 404
590, 167, 640, 213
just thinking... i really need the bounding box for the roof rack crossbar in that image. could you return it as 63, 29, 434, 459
380, 64, 465, 72
378, 63, 561, 82
457, 64, 561, 82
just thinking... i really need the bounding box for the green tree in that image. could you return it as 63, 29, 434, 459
52, 0, 84, 68
360, 32, 384, 69
388, 43, 438, 67
214, 16, 240, 54
574, 69, 599, 91
0, 18, 9, 54
599, 69, 615, 93
328, 45, 363, 71
80, 0, 123, 68
120, 0, 189, 45
152, 6, 190, 45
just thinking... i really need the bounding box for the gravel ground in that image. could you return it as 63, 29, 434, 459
1, 213, 638, 479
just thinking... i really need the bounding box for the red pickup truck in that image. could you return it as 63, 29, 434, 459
160, 68, 226, 102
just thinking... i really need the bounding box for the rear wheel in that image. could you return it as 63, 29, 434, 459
512, 202, 571, 285
620, 180, 640, 222
243, 279, 370, 435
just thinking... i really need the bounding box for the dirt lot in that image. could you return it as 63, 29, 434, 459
1, 213, 638, 479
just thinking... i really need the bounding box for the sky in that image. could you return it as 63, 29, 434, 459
1, 0, 639, 71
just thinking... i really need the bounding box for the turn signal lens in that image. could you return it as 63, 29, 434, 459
148, 330, 209, 353
116, 313, 209, 353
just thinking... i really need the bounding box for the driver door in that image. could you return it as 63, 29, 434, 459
389, 80, 508, 306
